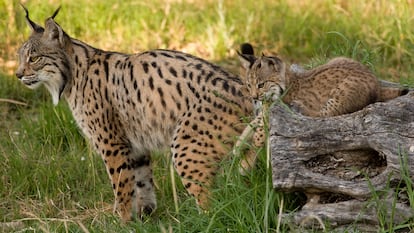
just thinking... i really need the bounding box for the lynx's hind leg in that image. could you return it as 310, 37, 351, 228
242, 118, 266, 174
171, 113, 235, 208
318, 78, 378, 117
234, 112, 265, 175
233, 123, 255, 175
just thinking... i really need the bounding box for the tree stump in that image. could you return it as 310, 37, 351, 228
269, 91, 414, 231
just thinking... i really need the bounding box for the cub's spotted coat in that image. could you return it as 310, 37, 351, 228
16, 7, 252, 221
240, 54, 408, 116
235, 44, 408, 172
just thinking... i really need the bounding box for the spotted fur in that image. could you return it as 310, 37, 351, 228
234, 44, 408, 173
240, 54, 408, 116
16, 7, 253, 221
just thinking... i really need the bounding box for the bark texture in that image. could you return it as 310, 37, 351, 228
270, 91, 414, 231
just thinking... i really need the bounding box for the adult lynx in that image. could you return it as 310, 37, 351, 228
16, 6, 253, 221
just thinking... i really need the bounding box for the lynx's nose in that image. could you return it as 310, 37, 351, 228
15, 70, 24, 80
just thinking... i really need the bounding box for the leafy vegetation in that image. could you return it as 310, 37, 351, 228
1, 0, 413, 232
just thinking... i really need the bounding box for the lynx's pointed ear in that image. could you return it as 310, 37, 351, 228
238, 43, 256, 70
270, 56, 287, 78
43, 7, 69, 48
20, 4, 44, 33
237, 51, 256, 70
50, 6, 61, 19
240, 43, 254, 55
237, 51, 257, 86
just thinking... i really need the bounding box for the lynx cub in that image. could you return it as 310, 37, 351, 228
235, 44, 408, 173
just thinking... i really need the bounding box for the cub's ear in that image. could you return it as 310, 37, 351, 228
21, 4, 44, 33
240, 43, 254, 55
238, 43, 256, 70
269, 56, 287, 77
237, 51, 256, 71
43, 7, 70, 47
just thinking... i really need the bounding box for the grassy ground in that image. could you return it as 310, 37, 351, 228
1, 0, 414, 232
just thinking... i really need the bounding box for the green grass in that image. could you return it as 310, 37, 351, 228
1, 0, 414, 232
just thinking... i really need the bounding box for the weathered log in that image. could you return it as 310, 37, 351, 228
270, 91, 414, 231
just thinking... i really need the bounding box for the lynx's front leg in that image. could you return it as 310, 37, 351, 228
90, 127, 156, 221
98, 144, 156, 221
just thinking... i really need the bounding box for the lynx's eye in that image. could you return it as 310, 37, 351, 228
29, 56, 41, 63
257, 83, 265, 88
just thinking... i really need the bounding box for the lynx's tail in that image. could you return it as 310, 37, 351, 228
378, 80, 410, 102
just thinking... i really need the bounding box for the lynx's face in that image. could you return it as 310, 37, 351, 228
16, 39, 67, 90
15, 6, 71, 105
239, 53, 287, 102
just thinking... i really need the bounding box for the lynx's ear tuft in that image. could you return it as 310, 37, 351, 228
20, 4, 44, 33
240, 43, 254, 55
43, 7, 70, 48
238, 43, 257, 70
50, 6, 61, 19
